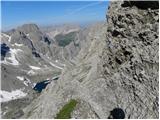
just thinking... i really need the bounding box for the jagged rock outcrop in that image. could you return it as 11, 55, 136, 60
17, 24, 40, 33
21, 1, 158, 119
101, 1, 159, 118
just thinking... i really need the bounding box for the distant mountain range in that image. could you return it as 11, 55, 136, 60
1, 22, 105, 118
1, 1, 159, 119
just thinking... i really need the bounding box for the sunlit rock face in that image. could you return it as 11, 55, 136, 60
2, 1, 159, 119
101, 1, 159, 118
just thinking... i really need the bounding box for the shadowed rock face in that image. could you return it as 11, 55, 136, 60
108, 108, 125, 119
1, 43, 10, 60
10, 30, 35, 50
121, 1, 159, 9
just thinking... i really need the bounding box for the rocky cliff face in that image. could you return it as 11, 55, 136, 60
9, 1, 159, 119
101, 1, 159, 118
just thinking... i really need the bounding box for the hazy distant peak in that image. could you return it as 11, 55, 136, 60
17, 23, 40, 34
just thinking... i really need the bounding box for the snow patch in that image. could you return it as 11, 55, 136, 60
49, 62, 63, 70
1, 48, 22, 66
44, 81, 51, 84
23, 78, 32, 86
27, 70, 35, 75
7, 48, 22, 65
14, 43, 23, 47
23, 81, 29, 86
1, 33, 11, 42
0, 90, 27, 102
16, 76, 24, 81
16, 76, 32, 87
22, 78, 34, 88
32, 83, 37, 88
29, 66, 41, 70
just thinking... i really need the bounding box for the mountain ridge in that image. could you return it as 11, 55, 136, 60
1, 1, 159, 119
21, 1, 159, 119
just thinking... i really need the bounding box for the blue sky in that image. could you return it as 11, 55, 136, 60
1, 1, 109, 30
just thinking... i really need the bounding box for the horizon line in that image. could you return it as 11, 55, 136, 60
1, 20, 106, 32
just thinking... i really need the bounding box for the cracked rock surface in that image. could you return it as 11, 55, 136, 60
101, 1, 159, 118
